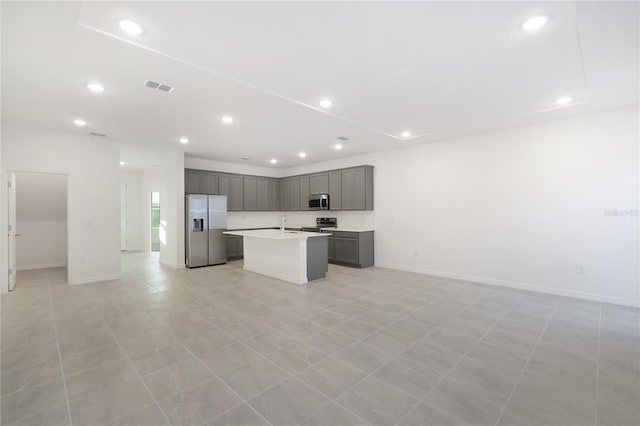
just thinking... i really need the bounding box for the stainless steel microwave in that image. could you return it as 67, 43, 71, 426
309, 193, 329, 210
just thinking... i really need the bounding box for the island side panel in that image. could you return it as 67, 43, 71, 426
242, 236, 308, 284
306, 236, 329, 281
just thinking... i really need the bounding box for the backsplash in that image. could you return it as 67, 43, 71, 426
227, 211, 375, 230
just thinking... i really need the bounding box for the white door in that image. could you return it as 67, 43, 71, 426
8, 172, 16, 291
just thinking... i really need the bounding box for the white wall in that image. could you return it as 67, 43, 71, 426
185, 157, 282, 178
15, 171, 68, 270
16, 221, 67, 270
283, 107, 640, 306
1, 125, 121, 289
120, 170, 145, 251
158, 152, 185, 268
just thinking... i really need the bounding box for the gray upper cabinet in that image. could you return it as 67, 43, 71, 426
185, 170, 202, 194
267, 178, 279, 211
299, 175, 310, 211
218, 174, 230, 208
229, 175, 244, 211
342, 166, 373, 210
202, 173, 218, 194
280, 179, 290, 211
256, 177, 268, 211
329, 171, 342, 210
219, 174, 244, 211
185, 165, 372, 212
243, 176, 257, 211
310, 173, 329, 194
289, 177, 300, 211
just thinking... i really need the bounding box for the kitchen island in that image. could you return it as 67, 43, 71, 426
222, 229, 330, 284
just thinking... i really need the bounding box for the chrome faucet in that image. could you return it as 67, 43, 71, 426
280, 215, 287, 233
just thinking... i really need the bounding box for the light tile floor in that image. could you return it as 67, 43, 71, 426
1, 252, 639, 426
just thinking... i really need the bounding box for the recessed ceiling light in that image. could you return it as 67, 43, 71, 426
270, 158, 278, 164
299, 152, 307, 158
222, 116, 233, 124
119, 20, 143, 35
86, 82, 105, 93
521, 15, 548, 31
179, 137, 189, 144
320, 99, 332, 109
334, 143, 343, 150
555, 96, 572, 105
401, 131, 411, 138
119, 161, 125, 166
73, 119, 86, 127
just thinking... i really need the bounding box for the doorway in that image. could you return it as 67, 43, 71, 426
7, 171, 68, 291
151, 192, 160, 252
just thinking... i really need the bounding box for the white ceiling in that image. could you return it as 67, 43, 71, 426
15, 172, 67, 221
2, 1, 638, 168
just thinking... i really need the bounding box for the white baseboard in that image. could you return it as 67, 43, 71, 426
69, 273, 122, 285
375, 262, 640, 308
17, 262, 66, 271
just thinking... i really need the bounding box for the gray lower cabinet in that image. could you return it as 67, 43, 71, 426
202, 173, 218, 194
226, 235, 243, 260
299, 175, 310, 211
323, 230, 374, 268
185, 171, 202, 194
329, 171, 342, 210
327, 234, 335, 261
310, 173, 329, 194
243, 176, 257, 211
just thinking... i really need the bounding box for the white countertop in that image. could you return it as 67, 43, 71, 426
224, 229, 330, 240
320, 228, 374, 233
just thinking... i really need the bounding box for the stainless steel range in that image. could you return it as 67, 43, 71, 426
301, 217, 337, 233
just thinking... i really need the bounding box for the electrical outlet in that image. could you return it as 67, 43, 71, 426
576, 264, 585, 275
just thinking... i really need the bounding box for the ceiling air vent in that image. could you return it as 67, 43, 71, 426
144, 80, 174, 92
89, 132, 107, 137
336, 136, 349, 141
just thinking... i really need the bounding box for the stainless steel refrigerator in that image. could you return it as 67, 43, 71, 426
186, 194, 227, 268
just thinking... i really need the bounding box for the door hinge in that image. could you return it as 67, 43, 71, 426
7, 181, 11, 188
8, 225, 12, 231
8, 268, 12, 275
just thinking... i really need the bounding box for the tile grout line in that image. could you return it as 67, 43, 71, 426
393, 291, 529, 426
178, 277, 448, 425
493, 298, 561, 426
101, 316, 175, 426
287, 284, 496, 424
186, 312, 375, 426
45, 271, 74, 426
594, 302, 602, 426
174, 339, 276, 426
